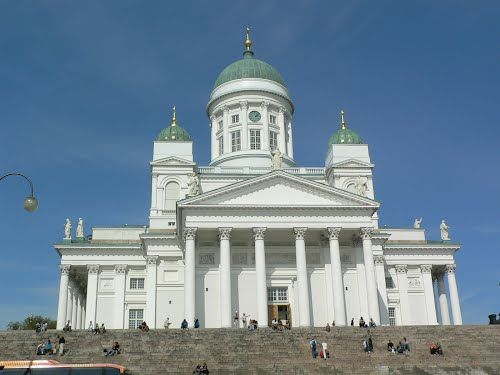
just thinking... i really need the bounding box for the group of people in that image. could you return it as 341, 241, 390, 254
36, 335, 66, 356
88, 321, 106, 334
387, 337, 410, 354
271, 318, 291, 331
350, 317, 376, 328
192, 362, 209, 374
139, 322, 150, 332
309, 338, 330, 360
180, 319, 200, 329
35, 322, 48, 333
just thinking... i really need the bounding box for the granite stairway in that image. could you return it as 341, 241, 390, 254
0, 326, 499, 374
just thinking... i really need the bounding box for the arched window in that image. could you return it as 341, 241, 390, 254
164, 181, 180, 211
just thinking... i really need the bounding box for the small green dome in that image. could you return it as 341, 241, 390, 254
327, 110, 364, 147
156, 107, 192, 141
156, 124, 191, 141
214, 50, 286, 89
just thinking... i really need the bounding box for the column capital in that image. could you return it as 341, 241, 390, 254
145, 256, 158, 266
219, 227, 232, 240
373, 255, 385, 265
279, 106, 286, 114
294, 227, 307, 240
222, 105, 229, 113
210, 115, 216, 122
420, 265, 433, 274
60, 264, 71, 275
239, 101, 248, 109
183, 227, 198, 241
395, 264, 407, 274
253, 227, 266, 240
260, 101, 269, 109
445, 264, 456, 274
87, 265, 99, 274
115, 264, 127, 274
327, 227, 341, 240
360, 227, 374, 239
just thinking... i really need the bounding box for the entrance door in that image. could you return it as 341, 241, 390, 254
268, 304, 291, 326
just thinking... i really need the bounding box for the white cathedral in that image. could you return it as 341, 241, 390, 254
54, 31, 463, 330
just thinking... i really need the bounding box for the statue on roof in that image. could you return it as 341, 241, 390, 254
355, 176, 368, 196
64, 218, 72, 240
440, 219, 450, 241
187, 172, 200, 196
76, 218, 84, 238
271, 148, 283, 170
413, 217, 423, 229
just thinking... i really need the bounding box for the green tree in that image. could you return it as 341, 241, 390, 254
7, 314, 56, 330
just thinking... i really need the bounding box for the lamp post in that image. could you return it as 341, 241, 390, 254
0, 173, 39, 212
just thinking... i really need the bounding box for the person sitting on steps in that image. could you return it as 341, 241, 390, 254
430, 342, 443, 355
93, 322, 100, 335
387, 340, 395, 353
359, 317, 366, 327
271, 318, 278, 330
63, 320, 72, 332
104, 341, 121, 357
139, 321, 150, 332
369, 318, 376, 327
100, 323, 106, 334
325, 323, 331, 332
350, 318, 354, 326
181, 319, 188, 329
194, 318, 200, 328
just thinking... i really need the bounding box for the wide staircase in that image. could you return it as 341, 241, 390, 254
0, 326, 499, 374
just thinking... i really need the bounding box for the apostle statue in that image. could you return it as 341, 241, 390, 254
355, 176, 368, 196
76, 218, 84, 238
440, 219, 450, 241
413, 217, 423, 229
187, 172, 200, 196
271, 148, 283, 170
64, 218, 72, 240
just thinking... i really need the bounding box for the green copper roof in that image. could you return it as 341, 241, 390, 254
214, 51, 286, 89
327, 111, 364, 147
156, 123, 191, 142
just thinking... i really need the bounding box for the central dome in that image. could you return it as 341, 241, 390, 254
214, 51, 286, 89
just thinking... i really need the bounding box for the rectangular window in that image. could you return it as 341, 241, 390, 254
218, 120, 223, 131
128, 309, 144, 329
231, 130, 241, 151
231, 114, 239, 124
130, 278, 145, 290
269, 114, 277, 124
385, 276, 394, 289
388, 307, 396, 326
269, 131, 278, 151
250, 129, 261, 150
267, 287, 288, 303
218, 136, 224, 155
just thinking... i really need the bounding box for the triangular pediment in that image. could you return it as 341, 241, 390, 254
331, 159, 373, 168
179, 170, 379, 208
150, 156, 195, 166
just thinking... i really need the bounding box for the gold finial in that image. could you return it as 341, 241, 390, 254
340, 110, 347, 129
171, 105, 177, 126
245, 27, 252, 51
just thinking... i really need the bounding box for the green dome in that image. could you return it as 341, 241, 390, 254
327, 111, 364, 147
214, 51, 286, 89
156, 124, 191, 142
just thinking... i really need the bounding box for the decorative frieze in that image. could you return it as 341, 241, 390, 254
253, 227, 266, 240
199, 253, 215, 265
327, 227, 341, 240
407, 277, 422, 288
232, 253, 248, 265
294, 227, 307, 240
219, 228, 232, 240
60, 264, 71, 275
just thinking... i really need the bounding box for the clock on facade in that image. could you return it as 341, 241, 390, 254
249, 111, 261, 122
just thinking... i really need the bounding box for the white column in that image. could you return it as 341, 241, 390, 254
446, 264, 462, 325
327, 227, 346, 326
278, 107, 287, 154
114, 265, 127, 329
395, 265, 410, 325
150, 173, 158, 215
66, 283, 73, 327
223, 106, 230, 154
84, 265, 99, 328
71, 288, 78, 328
287, 121, 294, 158
421, 265, 438, 325
360, 228, 381, 325
82, 304, 86, 330
294, 227, 311, 327
437, 273, 451, 325
374, 255, 389, 325
253, 228, 268, 328
240, 101, 248, 150
76, 293, 82, 330
210, 115, 217, 160
261, 101, 269, 151
56, 265, 71, 329
219, 228, 232, 328
184, 228, 197, 328
145, 256, 158, 328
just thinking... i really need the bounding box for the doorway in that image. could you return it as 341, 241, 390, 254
268, 304, 291, 326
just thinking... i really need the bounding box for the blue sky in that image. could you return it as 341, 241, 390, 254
0, 1, 499, 328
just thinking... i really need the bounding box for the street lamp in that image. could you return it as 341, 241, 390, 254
0, 173, 39, 212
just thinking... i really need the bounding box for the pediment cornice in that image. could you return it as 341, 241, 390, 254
150, 156, 196, 167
